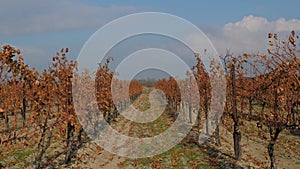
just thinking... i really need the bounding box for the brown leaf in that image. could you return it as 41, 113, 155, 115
291, 30, 295, 37
268, 33, 273, 38
289, 35, 295, 43
274, 33, 278, 40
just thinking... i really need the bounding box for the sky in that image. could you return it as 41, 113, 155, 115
0, 0, 300, 76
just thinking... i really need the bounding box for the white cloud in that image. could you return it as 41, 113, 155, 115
275, 18, 300, 32
224, 15, 300, 32
224, 15, 269, 32
206, 15, 300, 55
0, 0, 138, 35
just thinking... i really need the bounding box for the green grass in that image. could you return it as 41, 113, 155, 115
123, 143, 212, 168
9, 149, 36, 160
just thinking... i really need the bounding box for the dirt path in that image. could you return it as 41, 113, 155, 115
88, 117, 132, 169
82, 88, 165, 169
214, 124, 300, 169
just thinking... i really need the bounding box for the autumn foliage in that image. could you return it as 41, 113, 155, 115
0, 31, 299, 169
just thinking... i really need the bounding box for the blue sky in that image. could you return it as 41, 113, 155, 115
89, 0, 299, 24
0, 0, 299, 72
